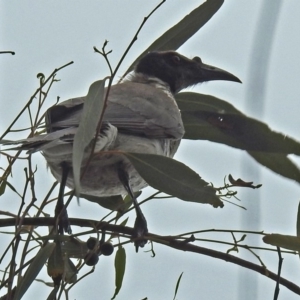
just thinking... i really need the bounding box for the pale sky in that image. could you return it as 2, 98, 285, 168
1, 1, 300, 299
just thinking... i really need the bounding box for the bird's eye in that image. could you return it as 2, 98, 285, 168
172, 55, 181, 64
193, 56, 202, 63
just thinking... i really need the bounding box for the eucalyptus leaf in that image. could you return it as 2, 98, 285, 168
14, 243, 56, 300
111, 246, 126, 300
123, 0, 224, 77
64, 258, 78, 284
0, 180, 6, 196
249, 152, 300, 184
176, 92, 300, 154
297, 202, 300, 238
176, 92, 300, 183
263, 234, 300, 251
61, 236, 88, 259
72, 79, 106, 195
123, 152, 223, 208
80, 193, 125, 211
46, 286, 59, 300
173, 272, 184, 300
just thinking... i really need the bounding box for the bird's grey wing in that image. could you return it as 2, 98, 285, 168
2, 97, 83, 152
45, 97, 85, 132
46, 81, 184, 139
103, 82, 184, 139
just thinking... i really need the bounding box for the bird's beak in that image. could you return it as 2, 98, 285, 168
200, 63, 242, 83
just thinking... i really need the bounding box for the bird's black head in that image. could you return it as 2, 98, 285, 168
135, 51, 241, 94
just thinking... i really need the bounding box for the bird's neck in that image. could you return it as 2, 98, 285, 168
123, 72, 174, 97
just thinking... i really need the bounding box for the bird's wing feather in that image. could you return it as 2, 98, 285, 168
47, 81, 185, 139
45, 97, 85, 131
2, 127, 77, 153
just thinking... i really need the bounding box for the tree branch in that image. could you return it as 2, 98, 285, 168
0, 217, 299, 296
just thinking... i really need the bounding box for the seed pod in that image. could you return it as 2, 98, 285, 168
84, 252, 99, 266
86, 237, 98, 250
100, 242, 114, 256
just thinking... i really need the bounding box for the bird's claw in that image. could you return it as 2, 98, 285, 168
133, 215, 148, 252
57, 207, 72, 235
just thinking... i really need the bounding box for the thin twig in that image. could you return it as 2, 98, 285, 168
118, 0, 166, 83
0, 51, 15, 55
0, 61, 73, 141
83, 0, 166, 180
274, 247, 283, 300
0, 62, 74, 193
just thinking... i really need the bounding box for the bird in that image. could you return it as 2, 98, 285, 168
4, 51, 241, 251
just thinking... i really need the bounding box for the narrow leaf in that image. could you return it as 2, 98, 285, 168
249, 152, 300, 184
61, 236, 88, 259
14, 243, 56, 300
123, 0, 224, 76
263, 234, 300, 251
297, 202, 300, 237
176, 92, 300, 183
47, 242, 64, 280
46, 286, 60, 300
176, 92, 300, 155
111, 246, 126, 300
64, 258, 78, 283
0, 180, 6, 196
173, 272, 184, 300
5, 180, 19, 194
0, 179, 19, 197
72, 79, 106, 195
123, 152, 223, 208
80, 193, 125, 211
119, 217, 129, 227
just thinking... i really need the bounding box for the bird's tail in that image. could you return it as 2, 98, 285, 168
0, 127, 77, 153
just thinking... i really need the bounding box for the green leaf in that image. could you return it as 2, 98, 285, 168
109, 217, 129, 240
61, 236, 88, 259
119, 217, 129, 227
123, 0, 224, 76
0, 180, 6, 196
5, 180, 19, 194
36, 236, 87, 259
14, 243, 56, 300
176, 92, 300, 154
173, 272, 184, 300
297, 202, 300, 237
263, 234, 300, 251
47, 242, 64, 280
72, 79, 106, 195
123, 152, 223, 208
46, 286, 60, 300
111, 246, 126, 300
249, 152, 300, 184
64, 258, 78, 284
0, 179, 19, 197
176, 92, 300, 183
116, 192, 141, 217
80, 193, 126, 211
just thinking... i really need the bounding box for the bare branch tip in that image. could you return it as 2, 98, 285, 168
0, 51, 15, 55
